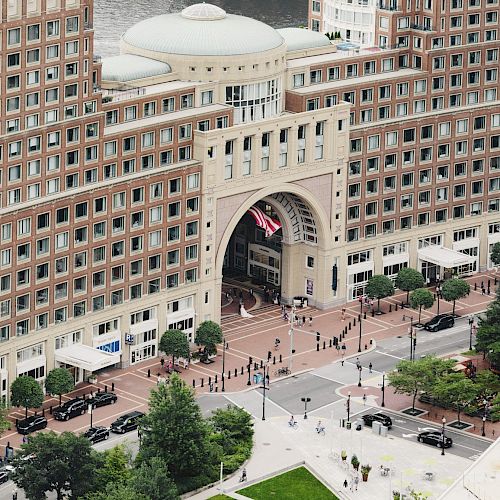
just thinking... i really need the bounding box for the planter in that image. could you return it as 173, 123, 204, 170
341, 456, 347, 461
353, 463, 359, 471
362, 473, 369, 482
88, 376, 97, 384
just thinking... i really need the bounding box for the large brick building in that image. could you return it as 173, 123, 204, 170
0, 0, 498, 395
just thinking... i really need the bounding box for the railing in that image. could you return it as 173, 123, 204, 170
378, 0, 399, 11
101, 87, 147, 103
411, 23, 434, 32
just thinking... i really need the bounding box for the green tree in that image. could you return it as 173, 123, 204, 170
433, 372, 479, 424
10, 375, 44, 419
441, 278, 470, 316
366, 274, 394, 313
388, 356, 454, 411
409, 288, 435, 325
96, 445, 131, 486
395, 268, 425, 305
476, 288, 500, 365
159, 329, 190, 365
131, 457, 178, 500
474, 370, 500, 400
491, 393, 500, 421
45, 368, 75, 406
138, 374, 220, 491
85, 483, 149, 500
12, 431, 99, 500
0, 400, 11, 434
490, 242, 500, 267
195, 320, 223, 356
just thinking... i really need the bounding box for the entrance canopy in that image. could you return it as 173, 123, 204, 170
417, 245, 475, 268
55, 344, 120, 372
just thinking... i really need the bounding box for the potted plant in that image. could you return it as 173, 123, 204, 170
361, 464, 372, 481
351, 454, 360, 471
341, 450, 347, 461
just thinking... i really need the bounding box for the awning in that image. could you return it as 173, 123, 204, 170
417, 245, 475, 268
55, 344, 120, 372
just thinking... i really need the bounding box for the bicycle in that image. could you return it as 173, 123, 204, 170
315, 426, 326, 436
274, 367, 291, 376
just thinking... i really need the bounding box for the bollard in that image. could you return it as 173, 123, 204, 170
50, 406, 53, 414
348, 322, 351, 330
215, 386, 218, 392
395, 303, 398, 311
273, 356, 276, 364
147, 369, 151, 378
192, 379, 195, 387
488, 279, 491, 288
279, 354, 282, 363
317, 343, 320, 351
474, 283, 477, 291
241, 366, 244, 375
235, 368, 237, 377
260, 360, 263, 368
371, 309, 375, 317
228, 371, 231, 379
323, 341, 326, 350
389, 304, 392, 312
208, 376, 212, 385
401, 301, 404, 308
496, 277, 498, 285
488, 287, 491, 295
254, 362, 258, 370
111, 382, 115, 391
370, 338, 373, 345
353, 318, 356, 326
344, 326, 348, 335
42, 408, 45, 417
358, 314, 361, 321
105, 385, 108, 393
329, 339, 332, 347
365, 344, 368, 350
363, 312, 366, 319
201, 378, 204, 388
97, 387, 101, 393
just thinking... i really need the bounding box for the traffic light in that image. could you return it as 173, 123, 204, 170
267, 351, 272, 361
249, 356, 253, 365
316, 331, 320, 342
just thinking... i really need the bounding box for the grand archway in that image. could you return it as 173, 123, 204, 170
215, 184, 334, 316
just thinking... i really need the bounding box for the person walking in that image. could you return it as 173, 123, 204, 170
341, 359, 344, 367
302, 315, 306, 326
343, 479, 348, 489
309, 316, 312, 326
341, 308, 346, 321
369, 362, 373, 373
160, 357, 165, 369
12, 489, 18, 500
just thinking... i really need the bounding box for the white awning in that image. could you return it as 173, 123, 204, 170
417, 245, 475, 268
55, 344, 120, 372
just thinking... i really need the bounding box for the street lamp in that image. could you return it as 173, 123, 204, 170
402, 315, 415, 361
260, 363, 269, 421
247, 356, 252, 386
222, 337, 226, 392
357, 365, 362, 387
441, 417, 446, 456
301, 397, 311, 419
436, 281, 442, 315
381, 371, 386, 407
346, 392, 351, 422
358, 296, 363, 353
482, 415, 486, 437
468, 316, 474, 351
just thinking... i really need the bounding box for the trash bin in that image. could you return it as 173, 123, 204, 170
372, 421, 382, 435
253, 372, 264, 384
346, 422, 352, 430
380, 425, 388, 437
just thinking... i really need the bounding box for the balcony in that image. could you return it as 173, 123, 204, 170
378, 0, 399, 10
411, 23, 434, 32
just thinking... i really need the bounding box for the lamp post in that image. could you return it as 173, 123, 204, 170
247, 356, 252, 386
347, 391, 351, 422
301, 397, 311, 419
357, 364, 362, 387
441, 417, 446, 456
222, 337, 226, 392
358, 295, 363, 352
381, 371, 386, 407
436, 281, 441, 315
402, 315, 414, 361
468, 316, 474, 351
261, 363, 269, 421
482, 415, 486, 437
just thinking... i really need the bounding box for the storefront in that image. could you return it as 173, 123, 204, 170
129, 308, 158, 365
167, 296, 196, 342
347, 250, 374, 300
417, 245, 476, 282
16, 342, 46, 386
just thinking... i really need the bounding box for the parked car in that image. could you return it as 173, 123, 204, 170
53, 398, 87, 421
0, 468, 11, 484
83, 426, 110, 444
424, 314, 454, 332
362, 413, 393, 429
88, 392, 117, 409
417, 431, 453, 448
16, 415, 47, 435
110, 411, 144, 434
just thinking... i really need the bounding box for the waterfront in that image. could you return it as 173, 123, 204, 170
94, 0, 307, 56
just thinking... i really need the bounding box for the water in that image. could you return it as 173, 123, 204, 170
93, 0, 307, 56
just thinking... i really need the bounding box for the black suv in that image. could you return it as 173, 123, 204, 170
88, 392, 117, 409
362, 413, 393, 429
83, 426, 110, 444
16, 415, 47, 435
53, 398, 87, 421
424, 314, 454, 332
418, 431, 453, 448
110, 411, 144, 434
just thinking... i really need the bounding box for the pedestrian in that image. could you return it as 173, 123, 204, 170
341, 359, 344, 367
22, 435, 27, 445
370, 298, 374, 311
369, 362, 373, 373
249, 288, 253, 297
12, 488, 17, 500
362, 394, 367, 405
309, 316, 312, 326
160, 357, 165, 369
302, 315, 306, 326
341, 307, 346, 321
209, 382, 214, 392
343, 479, 348, 488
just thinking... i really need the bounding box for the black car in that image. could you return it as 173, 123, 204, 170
417, 431, 453, 448
88, 392, 117, 409
424, 314, 454, 332
16, 415, 47, 435
53, 398, 87, 421
362, 413, 393, 429
83, 426, 110, 444
110, 411, 144, 434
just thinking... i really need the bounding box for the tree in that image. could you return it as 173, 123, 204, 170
0, 400, 11, 435
433, 372, 479, 424
85, 483, 149, 500
45, 368, 75, 406
195, 321, 223, 356
490, 242, 500, 267
159, 329, 190, 366
11, 431, 100, 500
395, 268, 425, 305
476, 288, 500, 365
441, 278, 470, 316
388, 356, 454, 411
365, 274, 394, 313
138, 374, 220, 491
10, 375, 44, 419
409, 288, 435, 325
474, 370, 500, 400
131, 457, 178, 500
96, 445, 131, 486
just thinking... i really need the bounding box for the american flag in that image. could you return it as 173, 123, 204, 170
247, 205, 282, 237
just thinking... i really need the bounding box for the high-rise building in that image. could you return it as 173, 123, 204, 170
0, 0, 499, 395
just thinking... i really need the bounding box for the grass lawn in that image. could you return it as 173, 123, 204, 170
209, 495, 233, 499
237, 466, 338, 500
